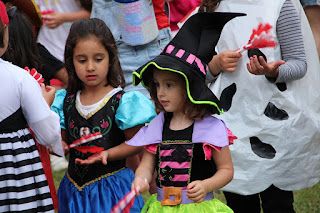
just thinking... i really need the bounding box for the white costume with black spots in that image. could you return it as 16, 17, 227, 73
210, 0, 320, 195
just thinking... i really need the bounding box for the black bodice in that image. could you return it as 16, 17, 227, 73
155, 113, 217, 188
63, 91, 126, 188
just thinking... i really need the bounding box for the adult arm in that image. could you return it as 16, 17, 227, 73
273, 0, 307, 83
249, 0, 307, 82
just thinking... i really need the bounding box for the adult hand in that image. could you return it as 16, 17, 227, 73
186, 180, 208, 203
247, 55, 285, 78
75, 150, 109, 165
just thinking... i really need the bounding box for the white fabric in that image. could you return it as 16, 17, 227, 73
209, 0, 320, 195
35, 0, 82, 61
0, 129, 54, 212
76, 87, 123, 116
0, 59, 63, 156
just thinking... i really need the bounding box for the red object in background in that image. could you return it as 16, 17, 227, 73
31, 129, 59, 211
40, 9, 54, 21
0, 1, 9, 26
169, 0, 202, 31
25, 67, 44, 85
50, 78, 64, 86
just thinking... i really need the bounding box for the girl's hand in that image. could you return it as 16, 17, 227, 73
48, 140, 68, 156
44, 12, 64, 29
75, 150, 109, 165
209, 50, 241, 76
132, 176, 149, 195
218, 50, 242, 72
247, 55, 285, 78
41, 84, 56, 106
62, 140, 69, 155
186, 180, 208, 203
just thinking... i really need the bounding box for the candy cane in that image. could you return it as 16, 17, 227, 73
111, 186, 140, 213
25, 67, 45, 85
66, 132, 103, 154
237, 23, 277, 53
67, 132, 102, 149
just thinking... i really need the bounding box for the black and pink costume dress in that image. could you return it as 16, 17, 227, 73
127, 111, 236, 212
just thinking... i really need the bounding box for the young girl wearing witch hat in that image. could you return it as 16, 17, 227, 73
79, 12, 244, 212
129, 12, 245, 213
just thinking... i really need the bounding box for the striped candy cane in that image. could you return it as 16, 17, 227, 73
66, 132, 104, 154
111, 186, 140, 213
237, 23, 277, 53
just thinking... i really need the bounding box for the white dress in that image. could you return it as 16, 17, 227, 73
0, 59, 63, 212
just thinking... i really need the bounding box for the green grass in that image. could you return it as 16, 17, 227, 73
293, 183, 320, 212
53, 169, 66, 188
53, 169, 319, 212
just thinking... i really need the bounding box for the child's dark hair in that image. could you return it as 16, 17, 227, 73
1, 9, 43, 71
79, 0, 92, 12
64, 18, 125, 93
149, 69, 219, 119
199, 0, 221, 12
0, 18, 4, 48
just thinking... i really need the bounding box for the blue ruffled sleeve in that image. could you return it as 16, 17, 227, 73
115, 91, 156, 130
51, 89, 67, 129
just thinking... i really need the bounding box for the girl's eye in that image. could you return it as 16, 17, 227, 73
78, 59, 86, 63
96, 58, 103, 62
166, 83, 173, 88
154, 82, 160, 87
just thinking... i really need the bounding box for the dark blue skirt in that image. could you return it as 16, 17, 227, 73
58, 168, 144, 213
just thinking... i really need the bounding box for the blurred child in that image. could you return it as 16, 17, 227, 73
200, 0, 320, 212
50, 18, 156, 212
300, 0, 320, 59
1, 6, 66, 209
2, 6, 67, 86
0, 2, 63, 211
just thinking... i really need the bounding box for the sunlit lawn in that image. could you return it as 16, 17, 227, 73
53, 168, 320, 212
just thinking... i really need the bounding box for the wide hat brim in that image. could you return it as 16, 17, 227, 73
10, 0, 42, 27
133, 54, 223, 114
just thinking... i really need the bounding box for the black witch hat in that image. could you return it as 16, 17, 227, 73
133, 12, 245, 114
